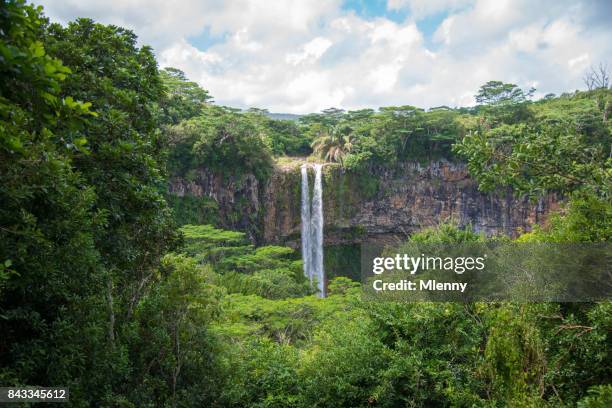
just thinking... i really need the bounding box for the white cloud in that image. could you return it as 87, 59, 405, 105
368, 63, 402, 93
434, 16, 454, 45
568, 54, 590, 71
286, 37, 333, 65
38, 0, 612, 113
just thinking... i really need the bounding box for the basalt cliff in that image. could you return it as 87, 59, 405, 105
168, 160, 558, 246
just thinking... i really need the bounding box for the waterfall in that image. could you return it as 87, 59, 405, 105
312, 164, 325, 297
300, 165, 312, 284
300, 163, 325, 297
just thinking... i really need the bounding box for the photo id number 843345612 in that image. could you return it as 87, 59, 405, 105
0, 387, 69, 403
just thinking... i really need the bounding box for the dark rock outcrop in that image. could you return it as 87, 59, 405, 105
168, 169, 263, 242
168, 160, 558, 246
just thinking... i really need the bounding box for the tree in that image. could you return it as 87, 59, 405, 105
0, 0, 104, 394
475, 80, 535, 105
454, 122, 610, 198
263, 117, 311, 156
179, 224, 310, 299
130, 254, 224, 406
311, 123, 354, 164
45, 18, 179, 329
583, 63, 610, 90
300, 107, 345, 127
187, 105, 273, 180
243, 108, 311, 156
42, 18, 180, 402
160, 67, 213, 125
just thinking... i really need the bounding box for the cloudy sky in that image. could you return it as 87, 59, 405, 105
38, 0, 611, 113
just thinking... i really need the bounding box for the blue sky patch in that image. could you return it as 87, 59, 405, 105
416, 11, 450, 48
187, 26, 228, 51
342, 0, 407, 23
343, 0, 449, 47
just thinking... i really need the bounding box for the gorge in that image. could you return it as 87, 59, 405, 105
168, 158, 558, 288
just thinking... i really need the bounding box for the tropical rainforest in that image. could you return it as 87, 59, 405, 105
1, 1, 611, 407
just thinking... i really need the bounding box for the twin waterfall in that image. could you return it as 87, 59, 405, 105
301, 164, 325, 297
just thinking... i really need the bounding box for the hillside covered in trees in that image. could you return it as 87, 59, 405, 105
1, 1, 611, 406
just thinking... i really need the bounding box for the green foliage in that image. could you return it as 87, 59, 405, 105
165, 193, 219, 226
409, 220, 485, 243
578, 385, 612, 407
180, 224, 310, 299
448, 83, 611, 406
324, 244, 362, 282
245, 108, 312, 156
364, 302, 488, 406
217, 245, 294, 273
128, 254, 224, 406
455, 122, 611, 198
180, 223, 249, 262
327, 276, 361, 295
304, 105, 461, 169
483, 304, 547, 402
477, 302, 611, 406
455, 89, 611, 199
1, 7, 188, 405
194, 222, 609, 407
220, 338, 300, 407
172, 105, 274, 181
143, 79, 608, 407
518, 194, 611, 243
359, 299, 610, 407
215, 291, 355, 345
1, 5, 610, 406
159, 67, 213, 125
160, 67, 215, 179
475, 80, 535, 106
217, 267, 309, 300
265, 118, 312, 156
299, 314, 387, 407
0, 0, 104, 395
44, 16, 180, 309
181, 223, 246, 243
310, 123, 354, 164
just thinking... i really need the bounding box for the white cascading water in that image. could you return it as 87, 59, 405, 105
300, 165, 312, 285
311, 164, 325, 297
300, 163, 325, 297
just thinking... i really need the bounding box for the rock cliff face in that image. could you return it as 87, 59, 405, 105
168, 169, 263, 242
168, 160, 558, 246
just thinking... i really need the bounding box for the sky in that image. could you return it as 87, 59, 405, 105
38, 0, 612, 113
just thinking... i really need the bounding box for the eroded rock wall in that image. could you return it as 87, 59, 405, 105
169, 160, 558, 245
168, 169, 263, 242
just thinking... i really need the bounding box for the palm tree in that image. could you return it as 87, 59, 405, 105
311, 124, 354, 164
